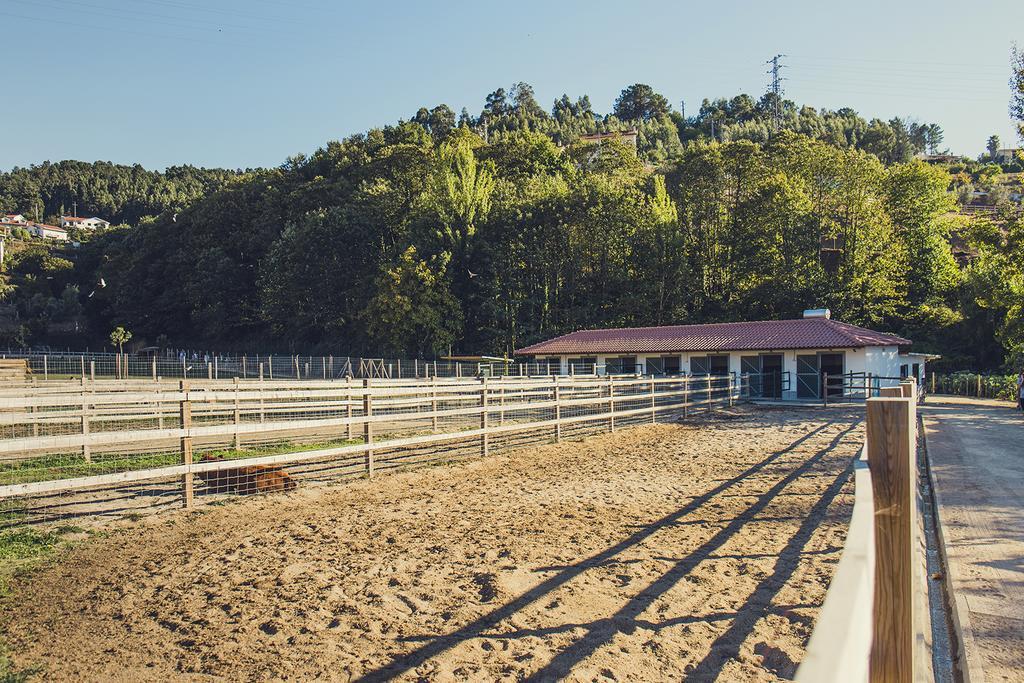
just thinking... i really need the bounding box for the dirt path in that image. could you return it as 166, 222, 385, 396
922, 396, 1024, 682
3, 407, 863, 681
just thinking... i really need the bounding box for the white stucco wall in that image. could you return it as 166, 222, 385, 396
531, 345, 924, 398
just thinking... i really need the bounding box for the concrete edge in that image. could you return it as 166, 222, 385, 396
920, 415, 987, 683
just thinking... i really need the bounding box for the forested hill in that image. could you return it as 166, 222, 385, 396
3, 83, 1021, 371
0, 161, 241, 226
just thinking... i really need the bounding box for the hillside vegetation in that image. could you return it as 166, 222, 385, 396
1, 84, 1021, 370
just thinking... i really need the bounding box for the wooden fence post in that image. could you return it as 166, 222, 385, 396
214, 356, 219, 380
268, 355, 273, 380
81, 376, 91, 463
608, 376, 616, 432
258, 363, 266, 423
322, 356, 327, 379
866, 395, 915, 683
242, 355, 247, 378
43, 354, 47, 380
180, 380, 194, 509
706, 374, 712, 410
346, 377, 354, 439
727, 374, 734, 407
930, 372, 935, 394
233, 377, 241, 451
823, 372, 829, 407
481, 376, 490, 455
90, 360, 95, 381
80, 355, 85, 380
683, 375, 689, 418
363, 379, 374, 477
554, 377, 562, 442
152, 355, 157, 381
207, 362, 212, 380
430, 377, 438, 433
651, 377, 657, 423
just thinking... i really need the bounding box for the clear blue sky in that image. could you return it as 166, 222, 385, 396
2, 0, 1021, 170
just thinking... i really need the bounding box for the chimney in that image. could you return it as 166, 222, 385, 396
803, 308, 831, 319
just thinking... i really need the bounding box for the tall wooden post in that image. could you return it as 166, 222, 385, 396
80, 355, 85, 380
683, 374, 689, 418
90, 360, 95, 381
480, 376, 490, 455
430, 377, 438, 433
258, 363, 266, 423
823, 372, 829, 407
233, 377, 241, 451
867, 395, 915, 683
706, 374, 712, 410
43, 354, 48, 380
346, 377, 354, 439
80, 376, 91, 463
214, 356, 219, 380
180, 380, 194, 509
362, 379, 374, 477
930, 372, 936, 394
554, 378, 562, 442
152, 355, 157, 381
267, 355, 273, 380
608, 376, 616, 432
651, 377, 657, 423
207, 362, 212, 380
242, 355, 247, 378
727, 374, 734, 407
322, 356, 327, 379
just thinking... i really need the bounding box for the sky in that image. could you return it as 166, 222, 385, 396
2, 0, 1021, 171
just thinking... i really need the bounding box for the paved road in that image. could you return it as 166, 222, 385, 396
922, 396, 1024, 683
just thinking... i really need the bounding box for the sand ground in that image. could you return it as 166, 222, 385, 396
2, 406, 864, 682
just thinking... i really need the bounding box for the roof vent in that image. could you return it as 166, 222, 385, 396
803, 308, 831, 319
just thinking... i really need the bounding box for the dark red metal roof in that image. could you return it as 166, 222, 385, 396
514, 318, 912, 356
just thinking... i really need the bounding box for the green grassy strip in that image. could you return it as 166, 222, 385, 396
0, 437, 364, 486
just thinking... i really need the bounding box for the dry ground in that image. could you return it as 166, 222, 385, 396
2, 406, 864, 682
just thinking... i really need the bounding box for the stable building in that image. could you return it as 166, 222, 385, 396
514, 310, 934, 400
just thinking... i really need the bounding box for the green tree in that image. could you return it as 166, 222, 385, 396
987, 134, 1000, 160
362, 247, 462, 356
613, 84, 671, 122
110, 326, 132, 353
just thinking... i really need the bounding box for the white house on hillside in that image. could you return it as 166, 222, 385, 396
2, 213, 28, 224
60, 216, 110, 230
28, 223, 69, 241
515, 309, 935, 400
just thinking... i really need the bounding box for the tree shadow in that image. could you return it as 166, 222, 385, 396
355, 420, 858, 682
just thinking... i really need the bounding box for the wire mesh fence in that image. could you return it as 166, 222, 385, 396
928, 372, 1018, 401
0, 352, 616, 382
0, 373, 747, 527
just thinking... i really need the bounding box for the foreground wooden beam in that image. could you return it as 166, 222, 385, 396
866, 396, 915, 683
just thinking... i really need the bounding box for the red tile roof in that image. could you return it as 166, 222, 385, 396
515, 318, 912, 356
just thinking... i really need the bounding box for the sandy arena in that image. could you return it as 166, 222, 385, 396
2, 407, 864, 681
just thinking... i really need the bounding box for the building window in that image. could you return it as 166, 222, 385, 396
647, 356, 681, 376
606, 356, 637, 375
690, 355, 729, 375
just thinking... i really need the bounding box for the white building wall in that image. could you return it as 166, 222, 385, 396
537, 346, 918, 397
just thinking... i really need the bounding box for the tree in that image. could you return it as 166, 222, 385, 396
987, 134, 1000, 160
110, 326, 132, 353
362, 247, 462, 356
613, 84, 671, 122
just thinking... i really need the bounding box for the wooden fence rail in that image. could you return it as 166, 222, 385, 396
797, 380, 931, 683
1, 374, 745, 521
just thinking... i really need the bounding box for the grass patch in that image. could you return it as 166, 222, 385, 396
1, 437, 365, 486
0, 525, 88, 682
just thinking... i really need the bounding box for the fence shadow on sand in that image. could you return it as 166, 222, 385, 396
355, 419, 861, 682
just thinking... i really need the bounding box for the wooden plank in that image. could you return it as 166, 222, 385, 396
795, 446, 875, 682
867, 397, 914, 683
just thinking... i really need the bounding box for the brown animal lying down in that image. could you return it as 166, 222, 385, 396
196, 456, 297, 495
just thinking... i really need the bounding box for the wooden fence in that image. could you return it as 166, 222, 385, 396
1, 373, 744, 526
797, 381, 933, 683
